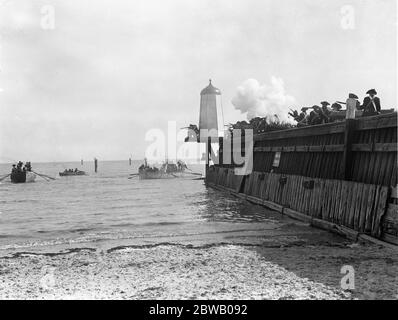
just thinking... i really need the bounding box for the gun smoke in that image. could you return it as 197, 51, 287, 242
231, 78, 296, 122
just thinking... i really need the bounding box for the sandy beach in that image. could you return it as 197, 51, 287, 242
1, 239, 396, 300
1, 163, 396, 300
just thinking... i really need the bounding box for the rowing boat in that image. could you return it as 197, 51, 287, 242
59, 170, 86, 176
138, 161, 186, 180
10, 171, 36, 183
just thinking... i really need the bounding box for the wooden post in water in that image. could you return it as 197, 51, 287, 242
206, 137, 211, 177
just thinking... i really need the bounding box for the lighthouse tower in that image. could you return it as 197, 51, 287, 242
199, 79, 224, 142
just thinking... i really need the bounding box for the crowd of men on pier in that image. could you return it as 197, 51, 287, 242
184, 88, 384, 139
288, 88, 381, 126
229, 89, 383, 134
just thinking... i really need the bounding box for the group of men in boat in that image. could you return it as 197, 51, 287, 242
138, 163, 159, 173
138, 159, 187, 174
11, 161, 32, 174
288, 89, 382, 126
63, 168, 80, 173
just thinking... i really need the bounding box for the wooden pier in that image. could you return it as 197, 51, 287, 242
207, 112, 398, 246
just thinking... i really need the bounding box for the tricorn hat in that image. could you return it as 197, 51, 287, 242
331, 102, 342, 110
312, 105, 320, 109
301, 107, 309, 112
366, 89, 377, 95
320, 101, 330, 106
349, 93, 358, 99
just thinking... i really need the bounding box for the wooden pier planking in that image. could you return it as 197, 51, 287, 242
209, 113, 397, 245
207, 168, 394, 244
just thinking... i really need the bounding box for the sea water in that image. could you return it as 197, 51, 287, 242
0, 160, 292, 255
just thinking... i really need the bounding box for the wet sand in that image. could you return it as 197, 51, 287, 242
1, 185, 397, 300
0, 240, 396, 299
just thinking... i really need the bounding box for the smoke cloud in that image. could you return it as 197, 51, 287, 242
231, 77, 296, 122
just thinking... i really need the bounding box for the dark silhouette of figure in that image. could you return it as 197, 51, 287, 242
360, 89, 381, 117
331, 103, 343, 111
183, 124, 200, 142
320, 101, 331, 123
289, 107, 310, 126
308, 106, 324, 125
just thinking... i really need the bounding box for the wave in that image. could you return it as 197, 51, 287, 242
110, 221, 182, 228
0, 238, 327, 260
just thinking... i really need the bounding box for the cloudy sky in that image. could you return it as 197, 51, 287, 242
0, 0, 396, 162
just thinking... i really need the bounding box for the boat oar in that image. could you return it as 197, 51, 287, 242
184, 172, 203, 176
34, 173, 50, 182
0, 174, 10, 182
185, 168, 202, 175
32, 171, 55, 181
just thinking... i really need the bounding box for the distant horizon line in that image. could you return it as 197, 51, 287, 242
0, 158, 202, 165
0, 159, 143, 165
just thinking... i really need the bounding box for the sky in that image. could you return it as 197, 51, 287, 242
0, 0, 396, 162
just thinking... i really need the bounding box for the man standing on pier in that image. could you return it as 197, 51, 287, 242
346, 93, 360, 119
361, 89, 381, 117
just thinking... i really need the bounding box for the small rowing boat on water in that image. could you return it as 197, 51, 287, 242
59, 169, 86, 176
10, 171, 36, 183
0, 162, 55, 183
135, 159, 203, 180
8, 161, 36, 183
138, 159, 187, 180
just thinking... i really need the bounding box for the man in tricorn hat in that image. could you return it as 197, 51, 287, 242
360, 89, 381, 117
331, 102, 343, 111
320, 101, 331, 123
308, 105, 323, 125
290, 107, 309, 126
299, 107, 309, 121
320, 101, 330, 107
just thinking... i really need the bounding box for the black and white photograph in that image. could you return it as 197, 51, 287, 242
0, 0, 397, 306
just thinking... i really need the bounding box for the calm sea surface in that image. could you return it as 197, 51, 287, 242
0, 160, 303, 255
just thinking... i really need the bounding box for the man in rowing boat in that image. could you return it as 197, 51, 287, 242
25, 162, 32, 171
17, 161, 24, 172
